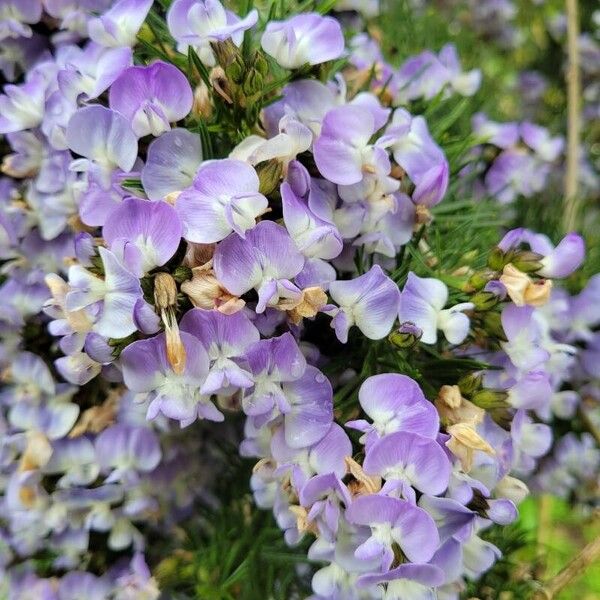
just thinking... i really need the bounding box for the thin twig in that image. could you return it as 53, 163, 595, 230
563, 0, 581, 232
534, 534, 600, 599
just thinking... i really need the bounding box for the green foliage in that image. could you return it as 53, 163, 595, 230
156, 443, 312, 600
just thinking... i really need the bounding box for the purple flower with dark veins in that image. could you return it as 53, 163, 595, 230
109, 61, 194, 138
175, 159, 268, 243
261, 13, 344, 69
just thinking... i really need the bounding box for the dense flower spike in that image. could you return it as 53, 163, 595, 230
0, 1, 596, 597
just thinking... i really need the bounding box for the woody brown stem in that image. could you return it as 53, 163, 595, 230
563, 0, 581, 232
534, 534, 600, 599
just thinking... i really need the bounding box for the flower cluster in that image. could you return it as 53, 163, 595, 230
0, 0, 597, 598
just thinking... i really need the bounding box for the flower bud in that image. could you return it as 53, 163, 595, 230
482, 311, 506, 340
242, 67, 263, 97
172, 265, 192, 284
446, 422, 495, 472
256, 159, 283, 195
471, 388, 509, 409
389, 322, 423, 349
468, 269, 495, 291
511, 250, 544, 273
253, 52, 269, 77
154, 272, 177, 310
225, 55, 246, 84
471, 290, 500, 311
211, 39, 241, 68
458, 372, 483, 396
487, 246, 507, 271
192, 82, 213, 119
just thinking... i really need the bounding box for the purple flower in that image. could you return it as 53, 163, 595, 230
398, 273, 473, 345
484, 148, 545, 203
59, 572, 112, 600
232, 116, 312, 168
213, 221, 305, 313
167, 0, 258, 65
0, 72, 46, 133
242, 332, 306, 419
314, 105, 390, 186
66, 247, 143, 339
346, 495, 439, 567
88, 0, 154, 48
506, 370, 552, 411
109, 61, 194, 138
327, 265, 400, 343
103, 197, 183, 276
57, 43, 133, 102
346, 373, 439, 446
0, 0, 42, 40
438, 43, 482, 96
418, 495, 476, 544
66, 105, 138, 174
500, 304, 550, 370
363, 431, 451, 499
357, 563, 445, 597
299, 473, 351, 541
281, 179, 343, 260
497, 228, 585, 278
472, 113, 519, 148
379, 109, 449, 206
179, 307, 259, 394
95, 424, 161, 481
261, 13, 344, 69
520, 122, 563, 161
175, 159, 268, 243
271, 422, 351, 488
395, 50, 448, 102
141, 128, 203, 200
510, 410, 552, 474
121, 331, 219, 426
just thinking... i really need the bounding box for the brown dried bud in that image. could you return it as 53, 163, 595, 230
446, 423, 495, 472
154, 273, 178, 310
209, 66, 233, 104
345, 456, 382, 496
192, 81, 213, 119
286, 287, 328, 325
